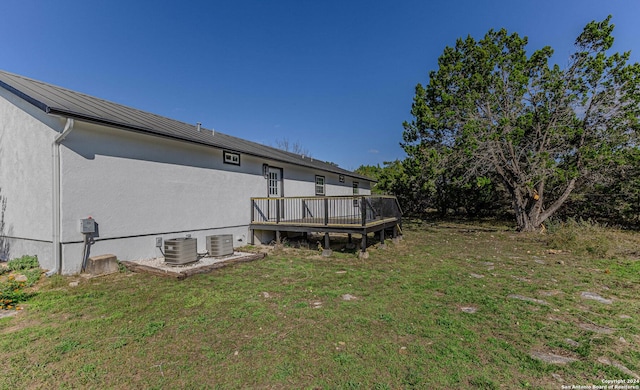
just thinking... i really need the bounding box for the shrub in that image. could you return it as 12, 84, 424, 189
546, 218, 612, 258
6, 255, 39, 272
0, 255, 40, 309
1, 276, 30, 309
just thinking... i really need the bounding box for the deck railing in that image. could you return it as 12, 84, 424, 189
250, 195, 402, 227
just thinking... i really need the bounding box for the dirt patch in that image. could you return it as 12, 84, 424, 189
580, 291, 613, 304
507, 294, 549, 306
530, 351, 578, 364
0, 310, 19, 320
578, 323, 615, 334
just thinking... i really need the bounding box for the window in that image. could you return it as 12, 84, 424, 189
352, 182, 359, 207
223, 151, 240, 165
315, 175, 325, 196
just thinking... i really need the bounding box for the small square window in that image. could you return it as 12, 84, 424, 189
223, 151, 240, 166
315, 175, 325, 196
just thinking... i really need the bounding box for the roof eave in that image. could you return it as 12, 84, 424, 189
0, 79, 50, 113
47, 108, 374, 182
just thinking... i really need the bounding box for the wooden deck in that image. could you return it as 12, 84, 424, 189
250, 195, 402, 252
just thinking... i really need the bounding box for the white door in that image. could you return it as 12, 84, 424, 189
268, 167, 281, 197
267, 167, 283, 221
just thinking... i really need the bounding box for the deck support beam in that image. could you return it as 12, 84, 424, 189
359, 233, 369, 259
250, 195, 402, 256
322, 233, 332, 257
392, 224, 401, 244
379, 229, 386, 249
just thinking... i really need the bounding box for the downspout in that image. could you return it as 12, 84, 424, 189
46, 118, 74, 277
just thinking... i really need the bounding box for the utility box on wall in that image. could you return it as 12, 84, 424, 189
80, 218, 96, 234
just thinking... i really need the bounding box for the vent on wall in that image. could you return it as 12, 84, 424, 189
207, 235, 234, 257
164, 238, 198, 265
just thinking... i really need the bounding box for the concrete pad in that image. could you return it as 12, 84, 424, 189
85, 254, 119, 276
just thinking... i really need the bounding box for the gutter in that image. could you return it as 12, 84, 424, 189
46, 118, 74, 277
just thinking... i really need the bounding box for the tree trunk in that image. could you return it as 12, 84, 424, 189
511, 178, 577, 232
511, 187, 535, 231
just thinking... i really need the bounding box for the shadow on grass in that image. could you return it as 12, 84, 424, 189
274, 231, 392, 255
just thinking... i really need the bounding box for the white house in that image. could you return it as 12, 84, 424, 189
0, 70, 375, 274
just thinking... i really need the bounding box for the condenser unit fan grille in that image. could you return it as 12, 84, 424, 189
164, 237, 198, 265
207, 234, 234, 257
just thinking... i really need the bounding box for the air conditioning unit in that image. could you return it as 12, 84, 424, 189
207, 234, 234, 257
164, 237, 198, 265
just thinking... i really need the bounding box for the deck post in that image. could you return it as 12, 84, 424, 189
276, 199, 281, 224
251, 199, 255, 223
361, 196, 366, 226
346, 233, 355, 250
322, 232, 332, 257
276, 230, 281, 244
392, 224, 402, 244
302, 199, 306, 219
379, 229, 386, 249
324, 197, 329, 226
359, 233, 368, 259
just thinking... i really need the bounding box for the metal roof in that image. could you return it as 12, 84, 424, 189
0, 69, 373, 182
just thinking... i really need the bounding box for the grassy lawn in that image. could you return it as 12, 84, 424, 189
1, 221, 639, 389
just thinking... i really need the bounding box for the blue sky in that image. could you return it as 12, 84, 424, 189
2, 1, 639, 170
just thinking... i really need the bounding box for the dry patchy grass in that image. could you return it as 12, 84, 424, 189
1, 221, 638, 389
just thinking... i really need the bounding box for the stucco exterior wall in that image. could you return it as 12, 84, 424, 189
0, 89, 61, 268
281, 163, 371, 197
1, 88, 373, 273
57, 123, 264, 272
55, 123, 372, 273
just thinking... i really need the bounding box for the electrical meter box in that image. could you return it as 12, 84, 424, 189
80, 218, 96, 234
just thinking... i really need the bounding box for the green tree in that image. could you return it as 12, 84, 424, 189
559, 148, 640, 227
403, 16, 640, 231
357, 160, 431, 214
